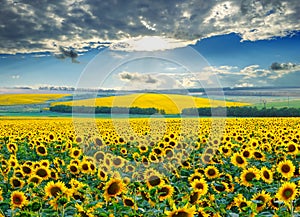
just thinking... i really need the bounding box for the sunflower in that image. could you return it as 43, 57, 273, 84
69, 178, 86, 190
35, 166, 50, 180
189, 191, 201, 205
191, 179, 208, 196
269, 198, 280, 210
93, 151, 105, 163
112, 156, 125, 168
188, 172, 204, 183
231, 153, 247, 168
212, 181, 229, 193
70, 148, 82, 159
145, 170, 164, 189
7, 143, 18, 153
10, 191, 28, 209
28, 175, 43, 186
252, 151, 266, 161
97, 168, 108, 181
241, 148, 252, 158
240, 167, 260, 187
157, 184, 174, 201
277, 160, 295, 179
138, 144, 148, 153
260, 167, 273, 184
204, 166, 219, 179
68, 163, 80, 175
80, 160, 91, 174
93, 137, 103, 147
165, 204, 196, 217
251, 190, 271, 212
122, 196, 136, 209
44, 180, 68, 198
276, 182, 297, 205
220, 145, 232, 157
103, 178, 126, 201
196, 207, 209, 217
21, 164, 33, 176
233, 194, 250, 212
10, 176, 25, 189
286, 142, 298, 155
36, 145, 48, 156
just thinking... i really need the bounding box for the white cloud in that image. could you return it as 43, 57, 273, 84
0, 0, 299, 54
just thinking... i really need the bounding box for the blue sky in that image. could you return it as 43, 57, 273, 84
0, 0, 299, 90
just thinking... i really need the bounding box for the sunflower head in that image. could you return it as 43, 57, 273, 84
11, 191, 28, 209
277, 160, 295, 179
165, 204, 196, 217
103, 178, 126, 201
44, 181, 68, 198
240, 167, 260, 187
276, 182, 297, 205
204, 166, 219, 179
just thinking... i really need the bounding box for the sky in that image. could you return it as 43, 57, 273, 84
0, 0, 300, 91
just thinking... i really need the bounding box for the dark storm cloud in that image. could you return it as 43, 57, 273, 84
119, 72, 158, 84
270, 62, 298, 71
1, 0, 300, 53
54, 46, 79, 63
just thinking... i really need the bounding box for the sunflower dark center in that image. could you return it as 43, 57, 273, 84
124, 199, 134, 206
190, 192, 199, 204
207, 169, 216, 176
70, 165, 78, 172
37, 146, 46, 154
22, 166, 31, 174
172, 211, 189, 217
254, 152, 263, 158
243, 151, 250, 157
195, 183, 204, 190
12, 179, 21, 187
100, 171, 105, 178
95, 138, 103, 146
113, 158, 121, 166
283, 188, 293, 199
107, 182, 120, 195
159, 187, 170, 197
36, 169, 48, 177
288, 145, 296, 152
74, 150, 80, 156
240, 202, 247, 208
149, 175, 160, 186
245, 172, 255, 182
82, 164, 89, 171
236, 156, 244, 164
263, 171, 270, 179
50, 186, 62, 197
256, 196, 265, 207
203, 155, 211, 163
13, 196, 22, 205
30, 177, 39, 183
215, 184, 225, 191
282, 165, 291, 173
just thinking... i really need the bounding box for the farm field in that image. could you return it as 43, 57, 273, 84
0, 94, 70, 106
52, 93, 249, 114
0, 117, 299, 216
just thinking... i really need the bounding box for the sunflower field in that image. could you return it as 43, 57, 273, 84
0, 117, 300, 216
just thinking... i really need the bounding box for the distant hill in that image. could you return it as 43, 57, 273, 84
52, 93, 249, 114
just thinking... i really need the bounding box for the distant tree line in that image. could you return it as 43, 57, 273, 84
50, 105, 161, 115
182, 106, 300, 117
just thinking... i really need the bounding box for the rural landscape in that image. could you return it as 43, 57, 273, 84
1, 0, 300, 216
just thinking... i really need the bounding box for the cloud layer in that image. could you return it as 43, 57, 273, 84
1, 0, 300, 54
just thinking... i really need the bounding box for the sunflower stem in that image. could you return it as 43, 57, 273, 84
291, 200, 294, 217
